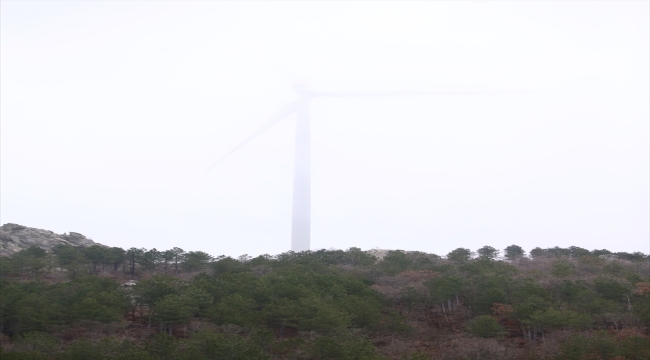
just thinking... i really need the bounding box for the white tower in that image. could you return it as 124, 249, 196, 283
291, 92, 311, 251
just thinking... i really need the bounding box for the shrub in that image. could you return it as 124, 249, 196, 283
468, 315, 506, 338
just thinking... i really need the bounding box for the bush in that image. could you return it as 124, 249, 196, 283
12, 332, 57, 356
558, 331, 650, 360
468, 315, 506, 338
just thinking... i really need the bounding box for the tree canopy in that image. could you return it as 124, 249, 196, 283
0, 243, 648, 359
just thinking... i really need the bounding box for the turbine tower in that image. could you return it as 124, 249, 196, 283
207, 78, 524, 252
292, 85, 311, 252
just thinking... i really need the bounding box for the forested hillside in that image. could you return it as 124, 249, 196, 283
0, 244, 648, 359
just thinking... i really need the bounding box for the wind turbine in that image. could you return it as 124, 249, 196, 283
207, 76, 523, 252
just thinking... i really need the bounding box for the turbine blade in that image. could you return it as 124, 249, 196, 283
205, 100, 299, 173
317, 90, 533, 97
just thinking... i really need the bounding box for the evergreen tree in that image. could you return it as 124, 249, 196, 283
477, 245, 500, 260
447, 248, 473, 263
504, 244, 525, 262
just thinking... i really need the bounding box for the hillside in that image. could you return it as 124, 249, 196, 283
0, 232, 648, 359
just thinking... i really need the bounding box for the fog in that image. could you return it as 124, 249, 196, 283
1, 1, 648, 257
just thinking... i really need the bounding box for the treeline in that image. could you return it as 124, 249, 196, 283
0, 244, 219, 280
528, 246, 647, 262
2, 243, 647, 282
0, 244, 649, 359
445, 244, 648, 262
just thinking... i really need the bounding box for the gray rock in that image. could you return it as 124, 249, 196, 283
365, 249, 392, 260
0, 223, 105, 257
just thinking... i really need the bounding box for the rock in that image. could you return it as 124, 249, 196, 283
0, 223, 105, 257
365, 249, 392, 260
364, 249, 440, 262
122, 280, 138, 288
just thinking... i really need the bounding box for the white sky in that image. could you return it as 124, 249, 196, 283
1, 1, 648, 257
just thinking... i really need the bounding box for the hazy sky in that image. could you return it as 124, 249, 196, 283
2, 1, 648, 257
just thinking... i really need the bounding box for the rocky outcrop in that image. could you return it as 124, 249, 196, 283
364, 249, 425, 260
365, 249, 392, 260
0, 223, 104, 257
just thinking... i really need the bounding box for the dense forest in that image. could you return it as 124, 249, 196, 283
0, 244, 648, 359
